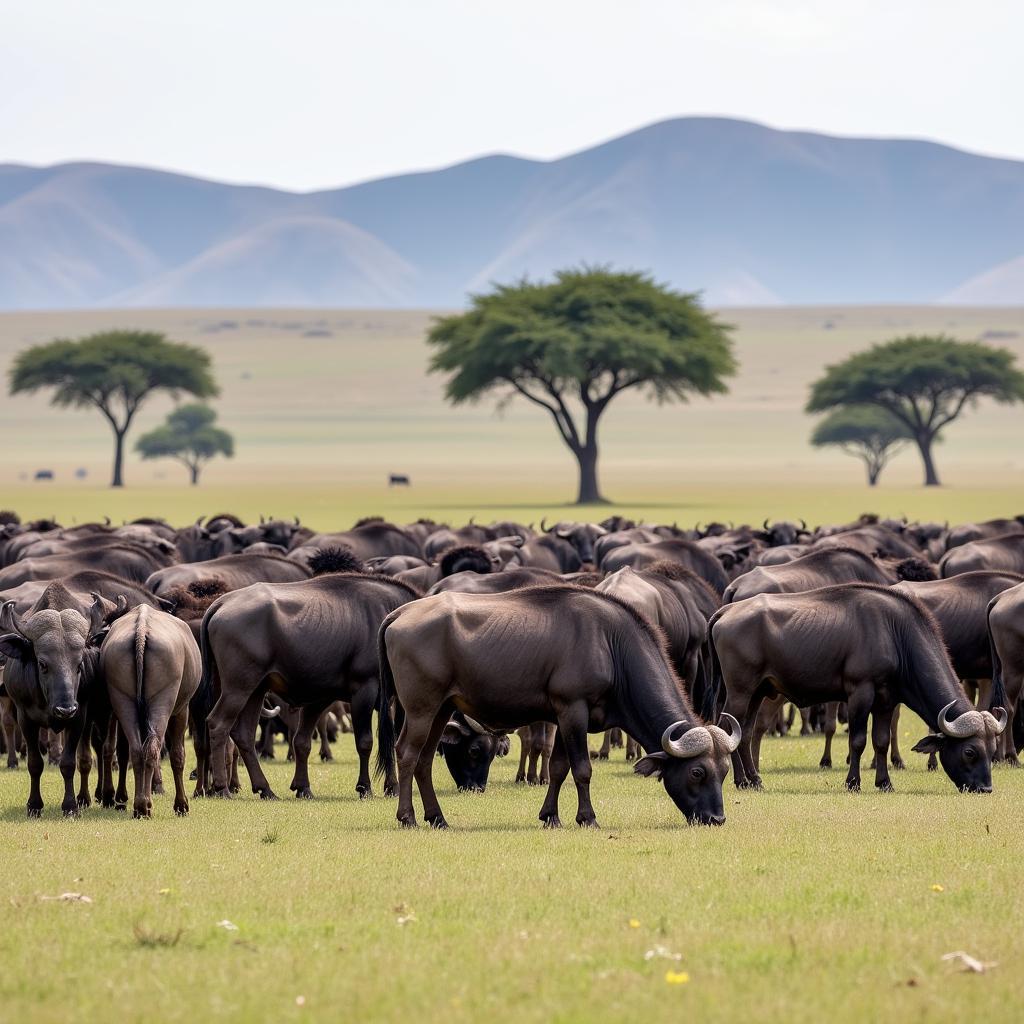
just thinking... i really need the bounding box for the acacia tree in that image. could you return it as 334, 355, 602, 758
428, 269, 736, 504
8, 330, 218, 487
807, 335, 1024, 486
136, 403, 234, 485
810, 406, 913, 486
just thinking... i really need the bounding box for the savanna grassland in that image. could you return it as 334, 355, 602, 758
1, 727, 1022, 1024
2, 305, 1024, 525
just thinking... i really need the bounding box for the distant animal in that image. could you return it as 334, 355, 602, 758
389, 474, 411, 486
33, 470, 54, 481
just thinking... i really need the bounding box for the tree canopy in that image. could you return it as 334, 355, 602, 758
810, 405, 914, 486
9, 330, 218, 486
806, 334, 1024, 486
136, 403, 234, 485
428, 268, 736, 503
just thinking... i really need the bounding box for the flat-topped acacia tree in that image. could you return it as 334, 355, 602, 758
807, 335, 1024, 487
427, 268, 736, 504
8, 330, 218, 487
810, 405, 913, 485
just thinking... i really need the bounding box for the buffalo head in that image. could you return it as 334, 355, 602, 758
911, 701, 1005, 793
633, 715, 741, 825
437, 714, 509, 792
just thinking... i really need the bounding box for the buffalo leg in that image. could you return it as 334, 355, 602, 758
207, 683, 263, 796
735, 690, 766, 789
625, 734, 640, 762
395, 701, 448, 828
799, 706, 813, 735
58, 718, 85, 817
871, 706, 894, 792
230, 690, 277, 799
844, 687, 873, 792
538, 730, 570, 828
167, 711, 189, 816
115, 724, 129, 809
98, 717, 117, 807
1, 698, 18, 768
414, 710, 454, 828
596, 731, 611, 760
21, 718, 44, 817
889, 705, 905, 769
516, 727, 529, 783
75, 724, 93, 808
560, 707, 598, 827
349, 683, 379, 798
289, 700, 332, 799
820, 702, 839, 769
317, 711, 333, 762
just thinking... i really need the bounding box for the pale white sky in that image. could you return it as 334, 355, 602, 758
1, 1, 1019, 191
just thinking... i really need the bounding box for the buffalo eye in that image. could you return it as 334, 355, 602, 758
690, 765, 706, 782
38, 660, 49, 674
963, 746, 978, 763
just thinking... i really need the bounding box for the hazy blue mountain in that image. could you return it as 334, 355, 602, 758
2, 117, 1023, 309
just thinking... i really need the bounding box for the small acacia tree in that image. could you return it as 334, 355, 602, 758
136, 404, 234, 485
807, 335, 1024, 486
810, 406, 913, 485
427, 268, 736, 504
8, 330, 218, 487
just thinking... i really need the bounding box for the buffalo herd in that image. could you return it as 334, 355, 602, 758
1, 509, 1023, 827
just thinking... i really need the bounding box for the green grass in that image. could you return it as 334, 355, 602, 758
1, 727, 1021, 1023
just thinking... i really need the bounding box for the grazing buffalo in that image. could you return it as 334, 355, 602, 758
100, 606, 201, 818
756, 519, 810, 548
987, 582, 1024, 764
437, 711, 510, 792
0, 597, 108, 816
813, 525, 920, 560
711, 584, 1006, 794
0, 543, 174, 589
540, 520, 607, 567
375, 586, 740, 828
145, 552, 311, 597
724, 546, 933, 604
1, 570, 165, 618
301, 520, 421, 562
940, 534, 1024, 578
202, 572, 419, 800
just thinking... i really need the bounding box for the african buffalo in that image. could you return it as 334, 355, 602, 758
599, 539, 730, 595
375, 585, 740, 828
100, 605, 201, 818
986, 581, 1024, 764
940, 534, 1024, 578
145, 552, 311, 597
711, 584, 1006, 794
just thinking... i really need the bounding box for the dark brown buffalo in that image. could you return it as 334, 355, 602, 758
516, 722, 556, 784
945, 517, 1024, 552
593, 527, 661, 567
16, 530, 177, 561
987, 581, 1024, 764
427, 565, 562, 595
300, 520, 422, 562
813, 524, 920, 560
710, 584, 1006, 794
940, 533, 1024, 578
539, 520, 607, 567
0, 543, 174, 589
514, 534, 583, 573
1, 571, 165, 618
599, 539, 730, 595
145, 552, 310, 597
723, 546, 932, 604
202, 572, 420, 800
375, 586, 740, 828
100, 605, 201, 818
0, 597, 109, 816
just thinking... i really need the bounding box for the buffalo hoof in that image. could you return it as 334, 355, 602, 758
527, 777, 541, 786
819, 758, 832, 770
259, 753, 275, 762
576, 816, 600, 828
76, 794, 91, 809
27, 805, 43, 818
356, 787, 372, 800
212, 788, 233, 799
398, 816, 418, 828
625, 752, 636, 762
320, 752, 333, 763
293, 787, 313, 800
101, 797, 116, 809
62, 804, 80, 818
174, 802, 189, 816
132, 809, 151, 820
876, 780, 894, 793
257, 789, 279, 801
229, 784, 242, 795
152, 783, 164, 796
6, 760, 18, 770
845, 779, 861, 792
541, 814, 562, 829
594, 751, 609, 761
383, 784, 398, 798
926, 762, 938, 773
735, 778, 762, 791
515, 774, 526, 784
426, 814, 449, 829
189, 768, 198, 780
891, 757, 906, 770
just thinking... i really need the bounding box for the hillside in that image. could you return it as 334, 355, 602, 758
3, 118, 1024, 309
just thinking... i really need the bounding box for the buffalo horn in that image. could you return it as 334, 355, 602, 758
462, 715, 487, 735
540, 517, 550, 532
798, 518, 807, 531
661, 721, 713, 758
294, 516, 301, 527
982, 707, 1008, 736
0, 600, 26, 637
763, 518, 772, 531
937, 701, 985, 739
708, 712, 742, 753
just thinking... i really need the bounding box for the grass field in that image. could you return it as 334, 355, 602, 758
1, 726, 1022, 1023
2, 305, 1024, 525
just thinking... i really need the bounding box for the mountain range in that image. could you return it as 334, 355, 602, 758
2, 117, 1023, 310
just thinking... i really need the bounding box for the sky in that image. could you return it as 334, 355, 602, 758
1, 1, 1020, 192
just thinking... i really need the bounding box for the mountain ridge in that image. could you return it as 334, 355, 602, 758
3, 117, 1023, 309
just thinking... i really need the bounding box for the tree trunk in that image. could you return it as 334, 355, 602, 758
111, 428, 126, 487
190, 463, 200, 486
917, 433, 941, 487
867, 462, 880, 486
574, 443, 607, 505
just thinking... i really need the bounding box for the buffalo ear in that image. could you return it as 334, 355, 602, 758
495, 734, 511, 758
156, 597, 176, 613
510, 536, 524, 547
440, 722, 468, 746
0, 633, 32, 662
912, 735, 945, 755
633, 752, 670, 780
